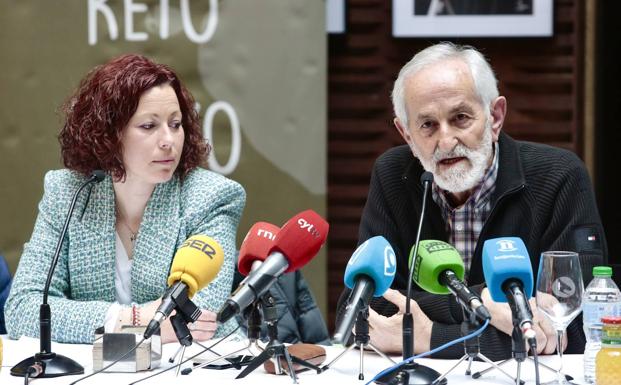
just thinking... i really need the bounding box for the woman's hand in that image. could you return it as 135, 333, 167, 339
185, 310, 218, 341
138, 299, 218, 344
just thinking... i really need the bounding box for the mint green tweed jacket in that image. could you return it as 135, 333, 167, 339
5, 168, 245, 343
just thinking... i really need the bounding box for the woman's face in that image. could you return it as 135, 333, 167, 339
120, 84, 185, 185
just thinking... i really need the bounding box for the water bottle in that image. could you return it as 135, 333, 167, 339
582, 266, 621, 383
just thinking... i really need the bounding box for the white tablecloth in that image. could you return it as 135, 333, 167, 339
0, 335, 588, 385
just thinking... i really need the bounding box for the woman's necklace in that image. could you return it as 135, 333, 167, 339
123, 222, 138, 243
116, 209, 139, 244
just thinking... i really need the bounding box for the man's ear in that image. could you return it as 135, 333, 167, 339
394, 117, 412, 145
489, 96, 507, 141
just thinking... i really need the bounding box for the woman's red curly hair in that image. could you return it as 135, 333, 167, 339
59, 54, 209, 180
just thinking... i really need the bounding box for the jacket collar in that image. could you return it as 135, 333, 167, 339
401, 132, 526, 244
491, 132, 526, 205
402, 152, 446, 242
402, 132, 525, 204
78, 174, 181, 303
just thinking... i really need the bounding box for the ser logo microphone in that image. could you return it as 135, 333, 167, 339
297, 218, 321, 238
181, 238, 217, 259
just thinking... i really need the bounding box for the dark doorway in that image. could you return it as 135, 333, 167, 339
595, 2, 621, 265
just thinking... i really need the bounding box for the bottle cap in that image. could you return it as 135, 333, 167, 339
593, 266, 613, 277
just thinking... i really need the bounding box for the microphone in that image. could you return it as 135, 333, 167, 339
482, 237, 536, 341
237, 222, 280, 277
403, 171, 433, 358
217, 209, 329, 324
11, 170, 105, 378
412, 240, 491, 321
143, 235, 224, 339
373, 171, 445, 385
332, 236, 396, 344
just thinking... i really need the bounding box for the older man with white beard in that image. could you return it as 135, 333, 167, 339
336, 42, 607, 360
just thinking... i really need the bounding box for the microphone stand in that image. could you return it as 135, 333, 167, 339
472, 316, 557, 384
236, 291, 321, 383
432, 308, 516, 385
184, 301, 264, 374
164, 295, 210, 376
375, 172, 443, 385
321, 307, 395, 380
11, 171, 104, 379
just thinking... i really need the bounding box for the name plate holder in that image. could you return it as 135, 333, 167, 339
93, 326, 161, 372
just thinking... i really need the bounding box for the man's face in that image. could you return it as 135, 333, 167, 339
394, 59, 504, 193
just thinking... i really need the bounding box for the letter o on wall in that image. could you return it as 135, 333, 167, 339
203, 101, 241, 175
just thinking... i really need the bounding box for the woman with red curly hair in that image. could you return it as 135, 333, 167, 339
5, 54, 245, 344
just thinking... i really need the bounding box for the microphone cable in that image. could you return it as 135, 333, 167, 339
69, 337, 147, 385
23, 362, 43, 385
167, 340, 221, 364
128, 324, 240, 385
529, 338, 540, 385
365, 318, 490, 385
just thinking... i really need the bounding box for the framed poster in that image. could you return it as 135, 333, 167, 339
327, 0, 346, 33
393, 0, 553, 37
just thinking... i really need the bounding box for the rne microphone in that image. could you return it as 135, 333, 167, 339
237, 222, 280, 277
217, 209, 329, 324
412, 240, 491, 321
144, 235, 224, 339
482, 237, 536, 342
332, 236, 396, 345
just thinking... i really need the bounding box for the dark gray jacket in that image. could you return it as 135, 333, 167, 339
234, 269, 331, 345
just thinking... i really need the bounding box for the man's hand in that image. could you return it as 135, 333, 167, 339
480, 287, 517, 336
480, 288, 565, 354
367, 289, 433, 354
532, 292, 567, 354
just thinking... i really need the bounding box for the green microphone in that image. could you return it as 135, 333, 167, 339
411, 240, 465, 294
411, 240, 490, 320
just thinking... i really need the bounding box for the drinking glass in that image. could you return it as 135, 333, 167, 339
536, 251, 584, 385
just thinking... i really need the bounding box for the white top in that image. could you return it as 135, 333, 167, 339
103, 232, 133, 331
114, 231, 133, 305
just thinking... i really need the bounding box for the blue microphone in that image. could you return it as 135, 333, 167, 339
483, 237, 536, 341
332, 236, 396, 344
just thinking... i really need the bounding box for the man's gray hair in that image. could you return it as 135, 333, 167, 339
391, 42, 499, 127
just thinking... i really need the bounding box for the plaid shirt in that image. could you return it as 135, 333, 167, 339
432, 143, 499, 279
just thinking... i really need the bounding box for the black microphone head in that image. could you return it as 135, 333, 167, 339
90, 170, 106, 182
420, 171, 434, 186
476, 305, 492, 321
217, 299, 240, 324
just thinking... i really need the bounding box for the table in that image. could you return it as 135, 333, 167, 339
1, 335, 588, 384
